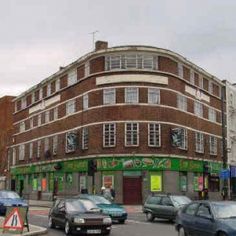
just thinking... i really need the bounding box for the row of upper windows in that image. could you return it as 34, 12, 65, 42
15, 53, 222, 112
12, 123, 220, 164
17, 87, 221, 134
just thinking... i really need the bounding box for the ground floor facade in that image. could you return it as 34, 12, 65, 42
10, 156, 223, 203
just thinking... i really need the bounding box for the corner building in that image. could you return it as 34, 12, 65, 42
10, 41, 224, 203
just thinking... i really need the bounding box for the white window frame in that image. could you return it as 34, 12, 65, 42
148, 123, 161, 147
66, 100, 76, 115
55, 79, 60, 92
195, 132, 204, 153
208, 108, 216, 122
19, 144, 25, 161
53, 107, 58, 120
209, 81, 213, 94
194, 101, 203, 118
190, 70, 195, 84
37, 140, 41, 158
30, 117, 34, 129
199, 75, 204, 89
52, 135, 58, 155
38, 114, 42, 126
148, 88, 160, 104
29, 142, 33, 159
125, 123, 139, 146
19, 122, 25, 133
179, 129, 188, 150
68, 69, 77, 86
209, 136, 217, 155
21, 97, 27, 109
82, 127, 89, 150
47, 83, 51, 96
178, 63, 184, 78
32, 92, 35, 104
177, 94, 187, 112
45, 110, 50, 123
103, 88, 116, 105
44, 137, 49, 152
85, 62, 90, 77
83, 94, 89, 110
125, 87, 139, 104
103, 123, 116, 147
12, 148, 16, 166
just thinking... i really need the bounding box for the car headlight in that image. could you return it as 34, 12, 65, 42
74, 218, 85, 224
103, 217, 112, 224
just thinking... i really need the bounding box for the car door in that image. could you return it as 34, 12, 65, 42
54, 200, 66, 227
193, 203, 215, 236
159, 196, 175, 219
144, 196, 161, 216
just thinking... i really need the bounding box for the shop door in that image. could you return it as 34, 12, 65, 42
123, 177, 142, 204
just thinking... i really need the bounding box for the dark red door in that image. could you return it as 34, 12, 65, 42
123, 177, 142, 204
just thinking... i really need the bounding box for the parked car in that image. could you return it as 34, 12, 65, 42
176, 201, 236, 236
143, 194, 191, 222
48, 198, 112, 235
78, 194, 128, 223
0, 190, 28, 215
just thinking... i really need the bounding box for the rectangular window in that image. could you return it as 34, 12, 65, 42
148, 123, 161, 147
171, 128, 188, 150
38, 114, 41, 126
66, 131, 77, 153
12, 148, 16, 166
30, 118, 34, 129
19, 145, 25, 160
209, 108, 216, 122
125, 123, 139, 146
21, 97, 27, 109
148, 88, 160, 104
209, 136, 217, 155
199, 75, 203, 89
126, 55, 137, 68
85, 62, 90, 77
52, 136, 58, 155
103, 88, 116, 105
82, 127, 89, 150
32, 93, 35, 103
19, 122, 25, 133
103, 123, 116, 147
178, 63, 183, 78
177, 94, 187, 111
195, 132, 204, 153
209, 81, 213, 94
209, 176, 220, 192
66, 100, 76, 115
29, 143, 33, 159
68, 70, 77, 86
83, 94, 89, 110
194, 101, 203, 117
125, 87, 138, 104
37, 140, 41, 158
53, 107, 58, 120
55, 79, 60, 91
179, 172, 188, 192
190, 70, 195, 84
39, 88, 43, 100
44, 137, 49, 152
110, 56, 121, 70
143, 55, 154, 69
45, 110, 50, 123
47, 83, 51, 96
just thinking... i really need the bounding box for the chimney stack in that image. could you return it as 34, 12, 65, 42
95, 41, 108, 51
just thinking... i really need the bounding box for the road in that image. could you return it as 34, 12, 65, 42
28, 207, 177, 236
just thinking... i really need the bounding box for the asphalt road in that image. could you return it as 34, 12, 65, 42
28, 211, 177, 236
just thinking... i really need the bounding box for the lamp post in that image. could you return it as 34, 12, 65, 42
221, 84, 229, 199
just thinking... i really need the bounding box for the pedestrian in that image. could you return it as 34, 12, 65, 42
110, 185, 116, 200
101, 186, 106, 195
102, 186, 113, 201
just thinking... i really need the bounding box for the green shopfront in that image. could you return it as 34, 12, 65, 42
10, 156, 223, 203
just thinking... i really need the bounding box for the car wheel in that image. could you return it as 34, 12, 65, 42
48, 216, 55, 228
118, 219, 125, 224
178, 226, 187, 236
65, 220, 72, 235
146, 212, 154, 222
104, 230, 111, 235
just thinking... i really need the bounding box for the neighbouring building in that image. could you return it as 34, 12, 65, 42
0, 96, 15, 190
225, 81, 236, 198
9, 41, 224, 203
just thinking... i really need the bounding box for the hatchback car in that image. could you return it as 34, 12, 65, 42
48, 198, 112, 235
176, 201, 236, 236
0, 190, 28, 215
78, 194, 128, 223
143, 194, 191, 222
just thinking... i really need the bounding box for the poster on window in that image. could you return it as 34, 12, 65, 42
33, 178, 38, 191
103, 175, 114, 188
79, 175, 87, 192
180, 175, 187, 192
42, 178, 47, 191
66, 131, 78, 153
150, 175, 162, 192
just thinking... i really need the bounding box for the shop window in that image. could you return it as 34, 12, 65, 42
193, 173, 203, 191
103, 175, 114, 188
79, 175, 87, 193
33, 178, 38, 191
208, 176, 220, 192
66, 173, 73, 185
179, 172, 188, 192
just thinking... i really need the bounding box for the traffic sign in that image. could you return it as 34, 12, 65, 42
220, 169, 230, 179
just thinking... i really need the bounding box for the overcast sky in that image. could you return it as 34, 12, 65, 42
0, 0, 236, 98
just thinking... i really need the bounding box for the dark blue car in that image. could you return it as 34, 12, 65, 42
0, 190, 28, 215
175, 201, 236, 236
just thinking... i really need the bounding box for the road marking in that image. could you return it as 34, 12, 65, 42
126, 219, 152, 225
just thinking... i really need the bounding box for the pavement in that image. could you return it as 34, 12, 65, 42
28, 199, 143, 213
0, 217, 47, 236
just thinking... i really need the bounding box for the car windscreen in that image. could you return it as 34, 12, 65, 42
0, 191, 20, 199
88, 195, 111, 205
213, 203, 236, 219
66, 199, 98, 213
170, 196, 191, 207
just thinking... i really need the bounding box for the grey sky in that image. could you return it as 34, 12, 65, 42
0, 0, 236, 97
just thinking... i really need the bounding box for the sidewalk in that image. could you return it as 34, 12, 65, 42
28, 200, 142, 213
0, 217, 47, 236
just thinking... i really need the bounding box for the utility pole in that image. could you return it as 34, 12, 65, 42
221, 84, 229, 199
89, 30, 99, 50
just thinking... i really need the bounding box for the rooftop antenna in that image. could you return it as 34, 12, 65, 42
89, 30, 99, 50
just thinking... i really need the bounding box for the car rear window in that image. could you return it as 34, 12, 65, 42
146, 196, 161, 204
